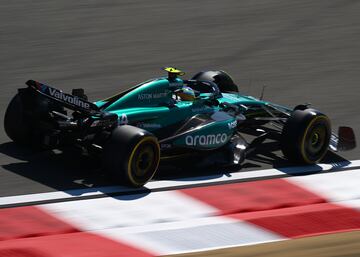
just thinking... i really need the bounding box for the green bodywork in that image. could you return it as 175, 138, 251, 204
95, 77, 281, 150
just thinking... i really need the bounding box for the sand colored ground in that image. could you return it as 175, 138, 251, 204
166, 231, 360, 257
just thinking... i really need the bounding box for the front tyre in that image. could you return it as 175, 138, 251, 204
281, 109, 331, 164
103, 125, 160, 187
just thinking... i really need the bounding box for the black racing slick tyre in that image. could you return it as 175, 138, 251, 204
192, 70, 239, 93
4, 94, 32, 145
103, 125, 160, 187
281, 109, 331, 164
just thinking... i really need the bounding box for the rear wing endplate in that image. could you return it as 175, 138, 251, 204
330, 126, 356, 151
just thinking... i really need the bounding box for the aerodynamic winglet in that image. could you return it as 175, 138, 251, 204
330, 126, 356, 151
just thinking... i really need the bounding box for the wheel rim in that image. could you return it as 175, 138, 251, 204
128, 137, 160, 186
134, 145, 155, 176
303, 118, 330, 162
311, 132, 319, 146
307, 127, 326, 154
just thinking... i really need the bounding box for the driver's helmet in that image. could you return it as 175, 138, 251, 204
177, 86, 196, 101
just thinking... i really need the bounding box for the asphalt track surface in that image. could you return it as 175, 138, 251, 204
0, 0, 359, 200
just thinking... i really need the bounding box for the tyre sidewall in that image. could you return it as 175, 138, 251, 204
191, 70, 239, 93
103, 126, 160, 187
4, 94, 31, 144
281, 109, 331, 164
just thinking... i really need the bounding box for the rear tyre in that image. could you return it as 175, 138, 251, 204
192, 70, 239, 93
103, 125, 160, 187
4, 94, 32, 145
281, 109, 331, 164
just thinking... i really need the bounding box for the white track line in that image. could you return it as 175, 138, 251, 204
0, 159, 359, 207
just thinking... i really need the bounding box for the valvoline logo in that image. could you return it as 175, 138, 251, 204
48, 87, 90, 109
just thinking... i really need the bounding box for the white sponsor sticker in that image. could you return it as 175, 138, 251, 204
228, 120, 237, 129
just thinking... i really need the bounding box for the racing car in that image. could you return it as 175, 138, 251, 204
4, 67, 356, 187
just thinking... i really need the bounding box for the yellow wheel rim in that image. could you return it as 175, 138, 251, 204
127, 137, 160, 187
300, 115, 330, 164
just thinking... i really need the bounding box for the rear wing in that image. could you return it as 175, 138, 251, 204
26, 80, 101, 116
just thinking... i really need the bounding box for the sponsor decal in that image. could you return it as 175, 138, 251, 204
138, 93, 152, 100
160, 143, 172, 149
228, 120, 237, 129
185, 133, 228, 146
169, 82, 183, 88
137, 122, 162, 129
138, 92, 168, 100
118, 114, 128, 125
191, 107, 211, 113
48, 88, 90, 109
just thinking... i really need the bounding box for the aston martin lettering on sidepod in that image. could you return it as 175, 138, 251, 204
138, 92, 168, 100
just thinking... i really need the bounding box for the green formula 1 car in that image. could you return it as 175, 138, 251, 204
4, 67, 356, 187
